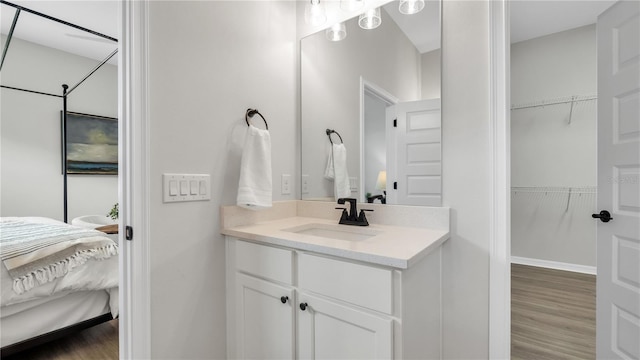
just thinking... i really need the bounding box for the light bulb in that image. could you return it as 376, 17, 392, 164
399, 0, 425, 15
340, 0, 364, 11
305, 0, 327, 26
358, 7, 381, 30
326, 22, 347, 41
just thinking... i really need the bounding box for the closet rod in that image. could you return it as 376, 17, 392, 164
0, 0, 118, 43
511, 95, 597, 110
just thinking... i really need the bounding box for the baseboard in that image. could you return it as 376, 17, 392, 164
510, 256, 596, 275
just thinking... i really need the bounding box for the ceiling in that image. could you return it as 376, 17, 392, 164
1, 0, 118, 64
0, 0, 618, 61
509, 0, 615, 44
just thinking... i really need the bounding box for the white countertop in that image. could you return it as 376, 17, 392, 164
221, 216, 450, 269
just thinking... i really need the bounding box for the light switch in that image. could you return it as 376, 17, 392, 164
180, 180, 189, 195
163, 174, 211, 203
199, 180, 207, 195
169, 180, 178, 196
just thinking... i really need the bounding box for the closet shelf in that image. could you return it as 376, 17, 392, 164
511, 186, 596, 194
511, 95, 597, 111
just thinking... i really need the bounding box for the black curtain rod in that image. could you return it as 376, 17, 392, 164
0, 0, 118, 43
0, 85, 62, 98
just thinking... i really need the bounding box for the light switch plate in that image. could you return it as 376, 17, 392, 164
350, 177, 358, 192
163, 174, 211, 203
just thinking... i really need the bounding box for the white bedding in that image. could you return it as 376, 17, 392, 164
1, 289, 113, 347
0, 217, 119, 317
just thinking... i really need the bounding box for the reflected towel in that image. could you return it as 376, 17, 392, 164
237, 125, 272, 210
330, 144, 351, 200
324, 147, 335, 180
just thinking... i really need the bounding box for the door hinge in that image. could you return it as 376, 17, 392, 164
393, 118, 397, 127
125, 226, 133, 241
393, 181, 397, 190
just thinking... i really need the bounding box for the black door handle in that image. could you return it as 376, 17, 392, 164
592, 210, 613, 222
299, 302, 308, 311
280, 296, 288, 304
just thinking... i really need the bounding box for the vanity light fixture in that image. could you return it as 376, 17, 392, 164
326, 22, 347, 41
305, 0, 327, 26
340, 0, 364, 11
398, 0, 425, 15
358, 7, 381, 30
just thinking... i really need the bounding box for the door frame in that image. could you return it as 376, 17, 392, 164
359, 77, 399, 203
118, 0, 151, 358
488, 0, 511, 359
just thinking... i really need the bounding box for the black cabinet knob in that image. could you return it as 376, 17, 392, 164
299, 302, 308, 311
280, 296, 288, 304
592, 210, 613, 222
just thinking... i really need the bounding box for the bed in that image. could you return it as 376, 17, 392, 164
0, 217, 119, 356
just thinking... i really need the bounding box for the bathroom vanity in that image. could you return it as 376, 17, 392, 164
222, 201, 449, 359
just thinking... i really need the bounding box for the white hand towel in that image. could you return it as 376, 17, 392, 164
237, 125, 272, 210
331, 143, 351, 200
324, 146, 335, 180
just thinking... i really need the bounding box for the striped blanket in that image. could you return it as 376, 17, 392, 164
0, 219, 118, 295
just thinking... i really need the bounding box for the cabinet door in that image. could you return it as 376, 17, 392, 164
298, 293, 392, 360
235, 273, 295, 359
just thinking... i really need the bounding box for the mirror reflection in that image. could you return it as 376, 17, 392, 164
300, 0, 441, 206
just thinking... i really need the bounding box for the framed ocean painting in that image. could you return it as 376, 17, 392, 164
63, 112, 118, 175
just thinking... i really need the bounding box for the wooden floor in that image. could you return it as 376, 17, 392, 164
3, 319, 119, 360
511, 264, 596, 360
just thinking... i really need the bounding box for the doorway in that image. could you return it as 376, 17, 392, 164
0, 1, 121, 357
508, 1, 611, 358
360, 79, 398, 204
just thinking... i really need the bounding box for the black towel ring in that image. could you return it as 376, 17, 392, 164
245, 108, 268, 130
326, 129, 343, 144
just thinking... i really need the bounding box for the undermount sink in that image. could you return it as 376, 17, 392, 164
283, 223, 381, 241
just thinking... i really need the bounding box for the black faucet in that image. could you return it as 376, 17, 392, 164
336, 198, 373, 226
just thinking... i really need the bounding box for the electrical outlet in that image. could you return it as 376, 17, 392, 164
302, 175, 309, 194
281, 174, 291, 195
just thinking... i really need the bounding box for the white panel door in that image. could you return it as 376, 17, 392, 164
297, 293, 392, 360
596, 1, 640, 359
235, 273, 295, 360
386, 99, 441, 206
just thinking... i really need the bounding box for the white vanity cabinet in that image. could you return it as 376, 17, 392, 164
226, 237, 442, 360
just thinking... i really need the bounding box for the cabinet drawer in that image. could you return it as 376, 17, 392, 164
298, 253, 392, 314
235, 240, 293, 285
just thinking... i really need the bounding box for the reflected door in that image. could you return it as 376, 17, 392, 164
386, 99, 442, 206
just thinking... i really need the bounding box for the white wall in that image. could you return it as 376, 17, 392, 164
146, 1, 297, 358
510, 25, 597, 267
301, 9, 421, 200
441, 1, 491, 358
421, 48, 441, 99
0, 36, 118, 222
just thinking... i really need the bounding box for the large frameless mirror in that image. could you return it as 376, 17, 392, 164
300, 0, 442, 206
